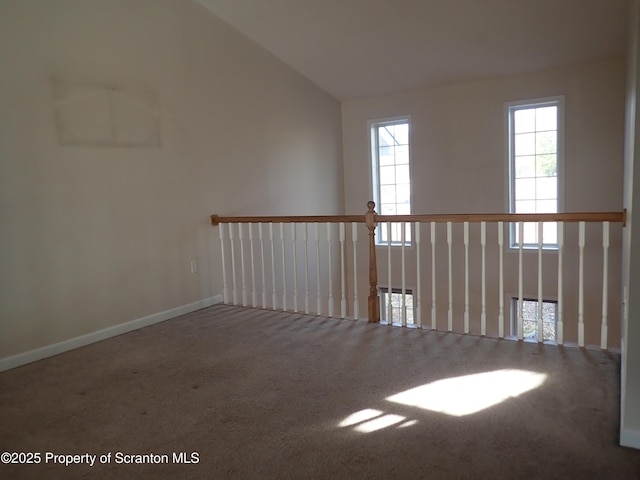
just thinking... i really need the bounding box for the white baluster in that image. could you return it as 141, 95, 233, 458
464, 222, 469, 334
352, 223, 359, 320
304, 223, 310, 314
230, 223, 238, 305
249, 224, 257, 307
537, 222, 543, 343
387, 222, 393, 325
481, 221, 487, 336
259, 223, 266, 308
416, 222, 422, 329
431, 222, 437, 330
601, 222, 609, 349
291, 223, 298, 313
498, 222, 504, 338
447, 222, 453, 332
239, 224, 247, 307
316, 223, 321, 315
340, 222, 346, 319
270, 223, 277, 310
518, 221, 524, 340
219, 224, 229, 304
281, 223, 287, 311
557, 222, 564, 345
578, 221, 585, 347
401, 221, 407, 327
327, 223, 334, 317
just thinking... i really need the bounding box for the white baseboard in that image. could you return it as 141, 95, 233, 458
621, 428, 640, 450
0, 295, 223, 372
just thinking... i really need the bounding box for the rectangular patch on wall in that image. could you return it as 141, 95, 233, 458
52, 79, 161, 148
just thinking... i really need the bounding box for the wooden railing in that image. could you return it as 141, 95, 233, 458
211, 202, 626, 349
210, 213, 365, 318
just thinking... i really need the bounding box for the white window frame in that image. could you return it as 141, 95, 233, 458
506, 96, 565, 250
369, 116, 412, 246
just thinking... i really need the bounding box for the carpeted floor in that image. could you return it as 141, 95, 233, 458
1, 304, 639, 479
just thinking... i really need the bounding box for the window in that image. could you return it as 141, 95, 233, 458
507, 97, 563, 248
511, 298, 557, 342
380, 287, 414, 325
370, 118, 411, 245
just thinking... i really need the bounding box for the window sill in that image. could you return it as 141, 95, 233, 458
508, 245, 558, 252
375, 243, 414, 248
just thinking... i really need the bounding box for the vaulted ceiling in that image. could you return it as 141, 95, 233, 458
195, 0, 628, 101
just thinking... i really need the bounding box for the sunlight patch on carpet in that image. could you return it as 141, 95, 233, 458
337, 409, 414, 433
353, 414, 406, 433
386, 369, 547, 416
397, 419, 418, 428
338, 409, 383, 428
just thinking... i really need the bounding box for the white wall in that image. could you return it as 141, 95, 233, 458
0, 0, 343, 363
342, 59, 625, 345
621, 0, 640, 450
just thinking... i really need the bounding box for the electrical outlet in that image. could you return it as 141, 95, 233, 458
190, 259, 198, 274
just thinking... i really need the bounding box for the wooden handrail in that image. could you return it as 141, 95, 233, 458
375, 211, 626, 226
211, 214, 363, 225
211, 209, 626, 227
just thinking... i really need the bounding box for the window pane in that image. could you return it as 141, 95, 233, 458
514, 299, 557, 341
396, 184, 411, 204
516, 219, 558, 245
543, 324, 555, 341
515, 200, 536, 213
523, 319, 537, 338
515, 178, 536, 200
515, 133, 535, 156
393, 123, 409, 145
381, 204, 396, 215
381, 185, 396, 204
535, 200, 557, 213
406, 294, 414, 324
379, 146, 394, 166
536, 177, 557, 200
396, 203, 410, 214
378, 127, 395, 146
536, 154, 557, 176
392, 222, 402, 242
522, 223, 537, 244
380, 223, 388, 242
395, 145, 409, 164
380, 166, 395, 185
387, 222, 412, 243
380, 289, 414, 323
536, 131, 556, 154
395, 165, 410, 184
515, 156, 535, 178
514, 109, 536, 133
536, 106, 557, 131
542, 301, 556, 321
542, 221, 557, 244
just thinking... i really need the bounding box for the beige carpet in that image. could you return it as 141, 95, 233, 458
1, 304, 639, 479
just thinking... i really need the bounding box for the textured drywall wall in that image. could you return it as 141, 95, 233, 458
0, 0, 343, 359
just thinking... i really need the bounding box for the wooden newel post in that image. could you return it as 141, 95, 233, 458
366, 201, 380, 323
